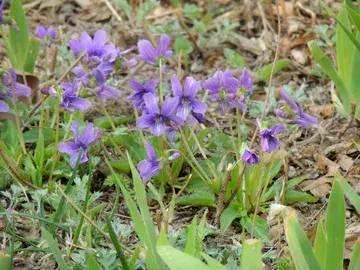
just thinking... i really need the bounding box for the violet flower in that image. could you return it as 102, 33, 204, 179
41, 86, 57, 97
35, 25, 57, 44
58, 121, 100, 168
96, 84, 120, 101
129, 79, 158, 110
203, 70, 239, 113
72, 65, 89, 87
2, 69, 31, 99
279, 88, 318, 128
239, 68, 253, 94
171, 75, 207, 123
0, 0, 4, 24
260, 124, 284, 152
92, 60, 114, 85
0, 101, 9, 112
137, 93, 182, 136
137, 34, 173, 65
68, 29, 119, 63
60, 82, 91, 112
242, 149, 259, 165
137, 141, 161, 182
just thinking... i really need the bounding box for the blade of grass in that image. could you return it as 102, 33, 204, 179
240, 239, 263, 270
42, 228, 69, 270
325, 180, 345, 270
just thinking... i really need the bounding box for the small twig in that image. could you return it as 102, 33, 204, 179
102, 0, 123, 22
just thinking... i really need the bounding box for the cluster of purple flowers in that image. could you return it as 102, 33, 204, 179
57, 29, 121, 112
0, 0, 4, 24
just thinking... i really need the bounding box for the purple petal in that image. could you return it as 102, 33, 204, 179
242, 149, 259, 165
143, 93, 160, 114
270, 124, 285, 135
183, 76, 200, 97
0, 101, 9, 112
138, 39, 156, 64
97, 84, 120, 101
280, 88, 300, 112
295, 111, 318, 128
161, 96, 179, 116
14, 83, 31, 98
71, 98, 91, 111
192, 100, 207, 114
137, 114, 155, 129
35, 25, 47, 39
78, 123, 100, 146
137, 159, 160, 182
58, 141, 78, 155
93, 29, 108, 46
171, 75, 183, 97
145, 141, 157, 160
239, 68, 253, 93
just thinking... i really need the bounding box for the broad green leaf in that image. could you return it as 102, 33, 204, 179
220, 204, 241, 232
256, 59, 290, 82
184, 217, 200, 256
202, 254, 226, 270
241, 215, 270, 243
224, 48, 246, 68
346, 1, 360, 32
313, 219, 326, 267
23, 38, 40, 73
308, 41, 350, 112
0, 252, 11, 270
284, 190, 318, 204
336, 175, 360, 214
284, 211, 322, 270
86, 253, 103, 270
349, 241, 360, 270
8, 0, 30, 70
157, 245, 210, 270
325, 180, 345, 270
240, 239, 263, 270
177, 190, 215, 207
42, 228, 69, 270
336, 6, 360, 104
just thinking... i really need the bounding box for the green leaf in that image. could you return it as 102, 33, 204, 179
157, 245, 210, 270
313, 219, 326, 267
23, 38, 40, 73
346, 1, 360, 32
220, 204, 241, 232
184, 217, 200, 256
42, 228, 69, 270
86, 253, 103, 270
349, 241, 360, 270
284, 211, 322, 270
256, 59, 290, 81
177, 189, 215, 207
284, 190, 318, 204
224, 48, 246, 68
174, 36, 193, 55
240, 239, 263, 270
241, 215, 270, 243
336, 175, 360, 214
8, 0, 30, 70
0, 252, 11, 270
202, 254, 226, 270
325, 180, 345, 270
308, 41, 350, 112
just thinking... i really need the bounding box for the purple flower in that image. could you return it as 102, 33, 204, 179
137, 141, 161, 182
72, 65, 89, 86
68, 29, 119, 63
35, 25, 57, 43
58, 121, 100, 168
97, 84, 120, 101
295, 110, 318, 128
171, 75, 207, 123
41, 86, 57, 97
239, 68, 253, 94
137, 93, 182, 136
92, 60, 114, 85
2, 69, 31, 99
279, 88, 318, 128
242, 149, 259, 165
129, 79, 158, 109
260, 124, 284, 152
0, 0, 4, 23
137, 34, 173, 64
169, 151, 180, 161
60, 82, 91, 112
203, 70, 239, 113
0, 101, 9, 112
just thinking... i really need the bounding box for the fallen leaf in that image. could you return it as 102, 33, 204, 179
338, 154, 354, 172
291, 49, 306, 65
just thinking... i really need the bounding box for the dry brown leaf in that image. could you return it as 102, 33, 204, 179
338, 154, 354, 172
291, 49, 306, 65
315, 154, 340, 175
301, 177, 332, 197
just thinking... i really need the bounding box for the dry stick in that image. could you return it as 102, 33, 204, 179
102, 0, 123, 22
249, 0, 282, 149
